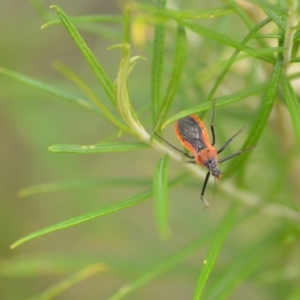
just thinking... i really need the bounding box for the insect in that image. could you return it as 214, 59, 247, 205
155, 106, 251, 206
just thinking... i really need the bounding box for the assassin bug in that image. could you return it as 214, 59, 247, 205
155, 105, 251, 206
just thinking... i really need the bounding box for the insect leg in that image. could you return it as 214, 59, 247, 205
217, 127, 244, 154
200, 172, 210, 207
154, 132, 194, 159
218, 147, 253, 164
187, 160, 196, 164
210, 101, 216, 146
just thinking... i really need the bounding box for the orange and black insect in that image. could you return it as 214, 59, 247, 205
155, 106, 250, 205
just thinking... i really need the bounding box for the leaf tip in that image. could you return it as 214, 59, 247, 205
161, 122, 167, 129
10, 242, 18, 250
40, 23, 48, 29
107, 43, 123, 51
16, 189, 25, 198
49, 5, 59, 10
48, 145, 56, 152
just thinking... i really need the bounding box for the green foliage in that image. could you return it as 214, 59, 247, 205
1, 0, 300, 299
193, 204, 238, 299
153, 154, 170, 240
48, 142, 147, 154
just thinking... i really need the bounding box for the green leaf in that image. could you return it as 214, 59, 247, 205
108, 235, 211, 300
114, 44, 146, 133
293, 30, 300, 41
282, 77, 300, 148
11, 174, 187, 249
192, 204, 238, 300
113, 7, 146, 134
227, 1, 269, 50
50, 5, 115, 105
0, 67, 95, 111
0, 255, 113, 277
254, 0, 286, 31
153, 155, 170, 240
206, 227, 285, 300
227, 0, 255, 29
48, 142, 147, 154
29, 264, 107, 300
10, 189, 152, 249
286, 287, 300, 300
41, 14, 123, 29
138, 5, 279, 64
226, 54, 283, 179
29, 0, 50, 21
254, 33, 283, 39
18, 178, 151, 198
166, 7, 234, 19
140, 5, 284, 63
52, 61, 133, 134
290, 57, 300, 62
206, 17, 272, 105
180, 20, 281, 63
137, 4, 234, 20
163, 83, 266, 127
153, 25, 186, 132
151, 0, 167, 124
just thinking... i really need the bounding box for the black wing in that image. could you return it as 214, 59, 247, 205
177, 116, 208, 153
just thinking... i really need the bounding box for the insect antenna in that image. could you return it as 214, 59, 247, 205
218, 147, 254, 164
217, 127, 245, 154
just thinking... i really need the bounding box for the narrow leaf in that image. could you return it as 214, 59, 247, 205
154, 25, 186, 132
193, 205, 238, 300
137, 4, 234, 20
226, 54, 283, 178
151, 0, 167, 124
29, 264, 107, 300
290, 57, 300, 62
50, 5, 115, 105
206, 17, 272, 105
0, 67, 95, 111
107, 206, 260, 300
254, 0, 286, 31
0, 255, 111, 277
227, 0, 255, 29
11, 174, 187, 249
206, 227, 286, 300
113, 7, 146, 134
153, 155, 170, 240
18, 178, 151, 198
115, 43, 146, 134
11, 189, 152, 249
254, 33, 283, 39
282, 77, 300, 147
41, 14, 123, 29
180, 20, 279, 64
139, 4, 284, 63
52, 61, 132, 133
163, 83, 266, 127
227, 1, 272, 50
48, 142, 147, 154
166, 7, 234, 19
108, 235, 210, 300
286, 287, 300, 300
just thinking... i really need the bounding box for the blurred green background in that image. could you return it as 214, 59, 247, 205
1, 0, 300, 299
